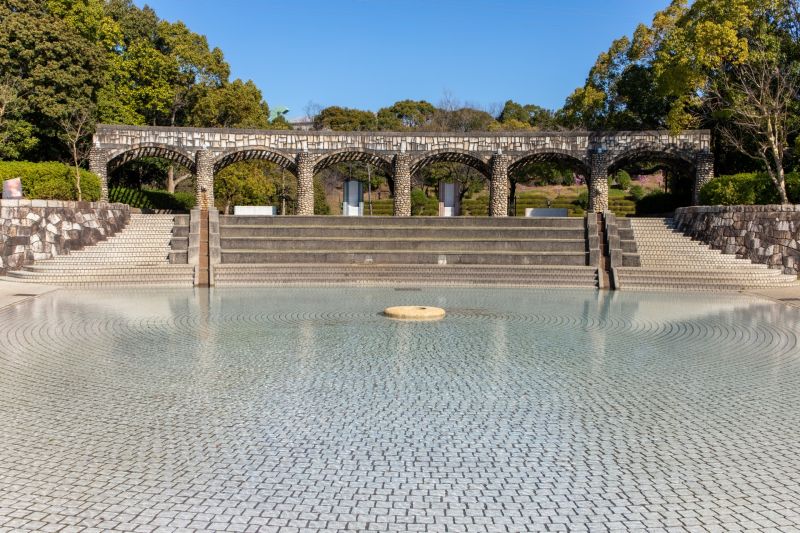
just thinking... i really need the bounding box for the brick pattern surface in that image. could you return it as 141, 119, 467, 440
1, 288, 800, 532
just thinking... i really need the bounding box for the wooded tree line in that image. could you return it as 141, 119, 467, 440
0, 0, 798, 206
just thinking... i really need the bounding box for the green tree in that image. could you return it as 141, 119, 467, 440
0, 0, 103, 160
315, 106, 377, 131
376, 100, 436, 130
214, 161, 279, 215
191, 79, 270, 129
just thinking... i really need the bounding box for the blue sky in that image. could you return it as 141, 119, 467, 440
135, 0, 669, 119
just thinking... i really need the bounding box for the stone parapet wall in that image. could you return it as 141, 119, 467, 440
0, 200, 130, 273
674, 205, 800, 275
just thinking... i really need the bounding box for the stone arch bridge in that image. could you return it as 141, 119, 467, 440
90, 125, 713, 215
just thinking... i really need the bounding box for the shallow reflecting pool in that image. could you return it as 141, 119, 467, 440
1, 288, 800, 532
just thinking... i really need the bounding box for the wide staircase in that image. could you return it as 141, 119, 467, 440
615, 218, 799, 291
7, 214, 194, 286
213, 216, 599, 288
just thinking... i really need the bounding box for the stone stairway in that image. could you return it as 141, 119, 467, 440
7, 214, 195, 286
213, 216, 599, 288
615, 218, 799, 291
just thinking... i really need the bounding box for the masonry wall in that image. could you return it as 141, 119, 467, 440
0, 200, 130, 274
674, 205, 800, 276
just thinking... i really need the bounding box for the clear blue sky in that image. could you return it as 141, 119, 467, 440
135, 0, 669, 119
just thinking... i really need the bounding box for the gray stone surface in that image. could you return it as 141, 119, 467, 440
2, 287, 800, 532
489, 154, 509, 217
91, 125, 713, 216
675, 204, 800, 275
0, 200, 129, 273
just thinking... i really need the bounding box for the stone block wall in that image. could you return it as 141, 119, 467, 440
674, 205, 800, 275
0, 200, 130, 273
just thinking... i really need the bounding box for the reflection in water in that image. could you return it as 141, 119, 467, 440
2, 288, 800, 531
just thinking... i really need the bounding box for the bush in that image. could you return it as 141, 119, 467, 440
313, 177, 330, 215
635, 191, 681, 215
699, 172, 800, 205
411, 188, 437, 215
575, 190, 589, 210
629, 184, 646, 201
109, 187, 196, 211
609, 169, 632, 190
0, 161, 101, 201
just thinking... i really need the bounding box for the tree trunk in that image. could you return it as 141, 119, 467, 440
508, 180, 517, 216
72, 145, 82, 202
167, 165, 175, 193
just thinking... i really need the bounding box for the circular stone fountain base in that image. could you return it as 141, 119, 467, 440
383, 305, 446, 320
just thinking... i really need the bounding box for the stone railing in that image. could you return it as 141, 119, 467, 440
0, 199, 130, 273
674, 205, 800, 275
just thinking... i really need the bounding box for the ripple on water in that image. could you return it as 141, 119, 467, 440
0, 287, 799, 531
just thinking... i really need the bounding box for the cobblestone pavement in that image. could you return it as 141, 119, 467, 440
1, 288, 800, 533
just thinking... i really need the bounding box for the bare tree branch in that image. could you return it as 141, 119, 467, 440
707, 57, 799, 203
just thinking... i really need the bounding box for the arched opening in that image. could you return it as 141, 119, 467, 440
213, 160, 298, 215
508, 152, 590, 217
213, 149, 299, 215
411, 151, 491, 216
312, 150, 394, 215
107, 146, 197, 211
608, 149, 696, 216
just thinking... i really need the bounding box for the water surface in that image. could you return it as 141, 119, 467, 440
1, 288, 799, 531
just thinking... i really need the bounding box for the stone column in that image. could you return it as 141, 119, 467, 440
693, 151, 714, 205
489, 153, 510, 217
194, 150, 215, 210
296, 152, 314, 215
393, 153, 411, 217
589, 152, 609, 213
89, 147, 109, 202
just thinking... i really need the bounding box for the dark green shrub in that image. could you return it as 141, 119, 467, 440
109, 187, 196, 211
411, 188, 428, 215
575, 190, 589, 210
313, 177, 330, 214
609, 169, 632, 190
699, 172, 800, 205
629, 184, 646, 201
635, 191, 681, 215
0, 161, 101, 201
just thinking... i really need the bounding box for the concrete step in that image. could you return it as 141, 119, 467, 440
219, 226, 586, 240
219, 236, 587, 252
220, 250, 589, 266
213, 264, 599, 288
219, 215, 585, 228
22, 264, 192, 272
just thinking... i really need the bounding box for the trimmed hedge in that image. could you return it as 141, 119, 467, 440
699, 172, 800, 205
0, 161, 101, 201
109, 187, 196, 212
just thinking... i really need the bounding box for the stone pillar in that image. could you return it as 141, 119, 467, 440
296, 152, 314, 215
489, 153, 510, 217
589, 152, 609, 213
194, 150, 215, 210
89, 147, 109, 202
393, 153, 411, 217
693, 151, 714, 205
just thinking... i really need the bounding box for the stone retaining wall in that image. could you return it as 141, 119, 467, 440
674, 205, 800, 275
0, 200, 130, 273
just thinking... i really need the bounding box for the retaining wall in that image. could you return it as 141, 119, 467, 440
674, 205, 800, 275
0, 200, 130, 273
